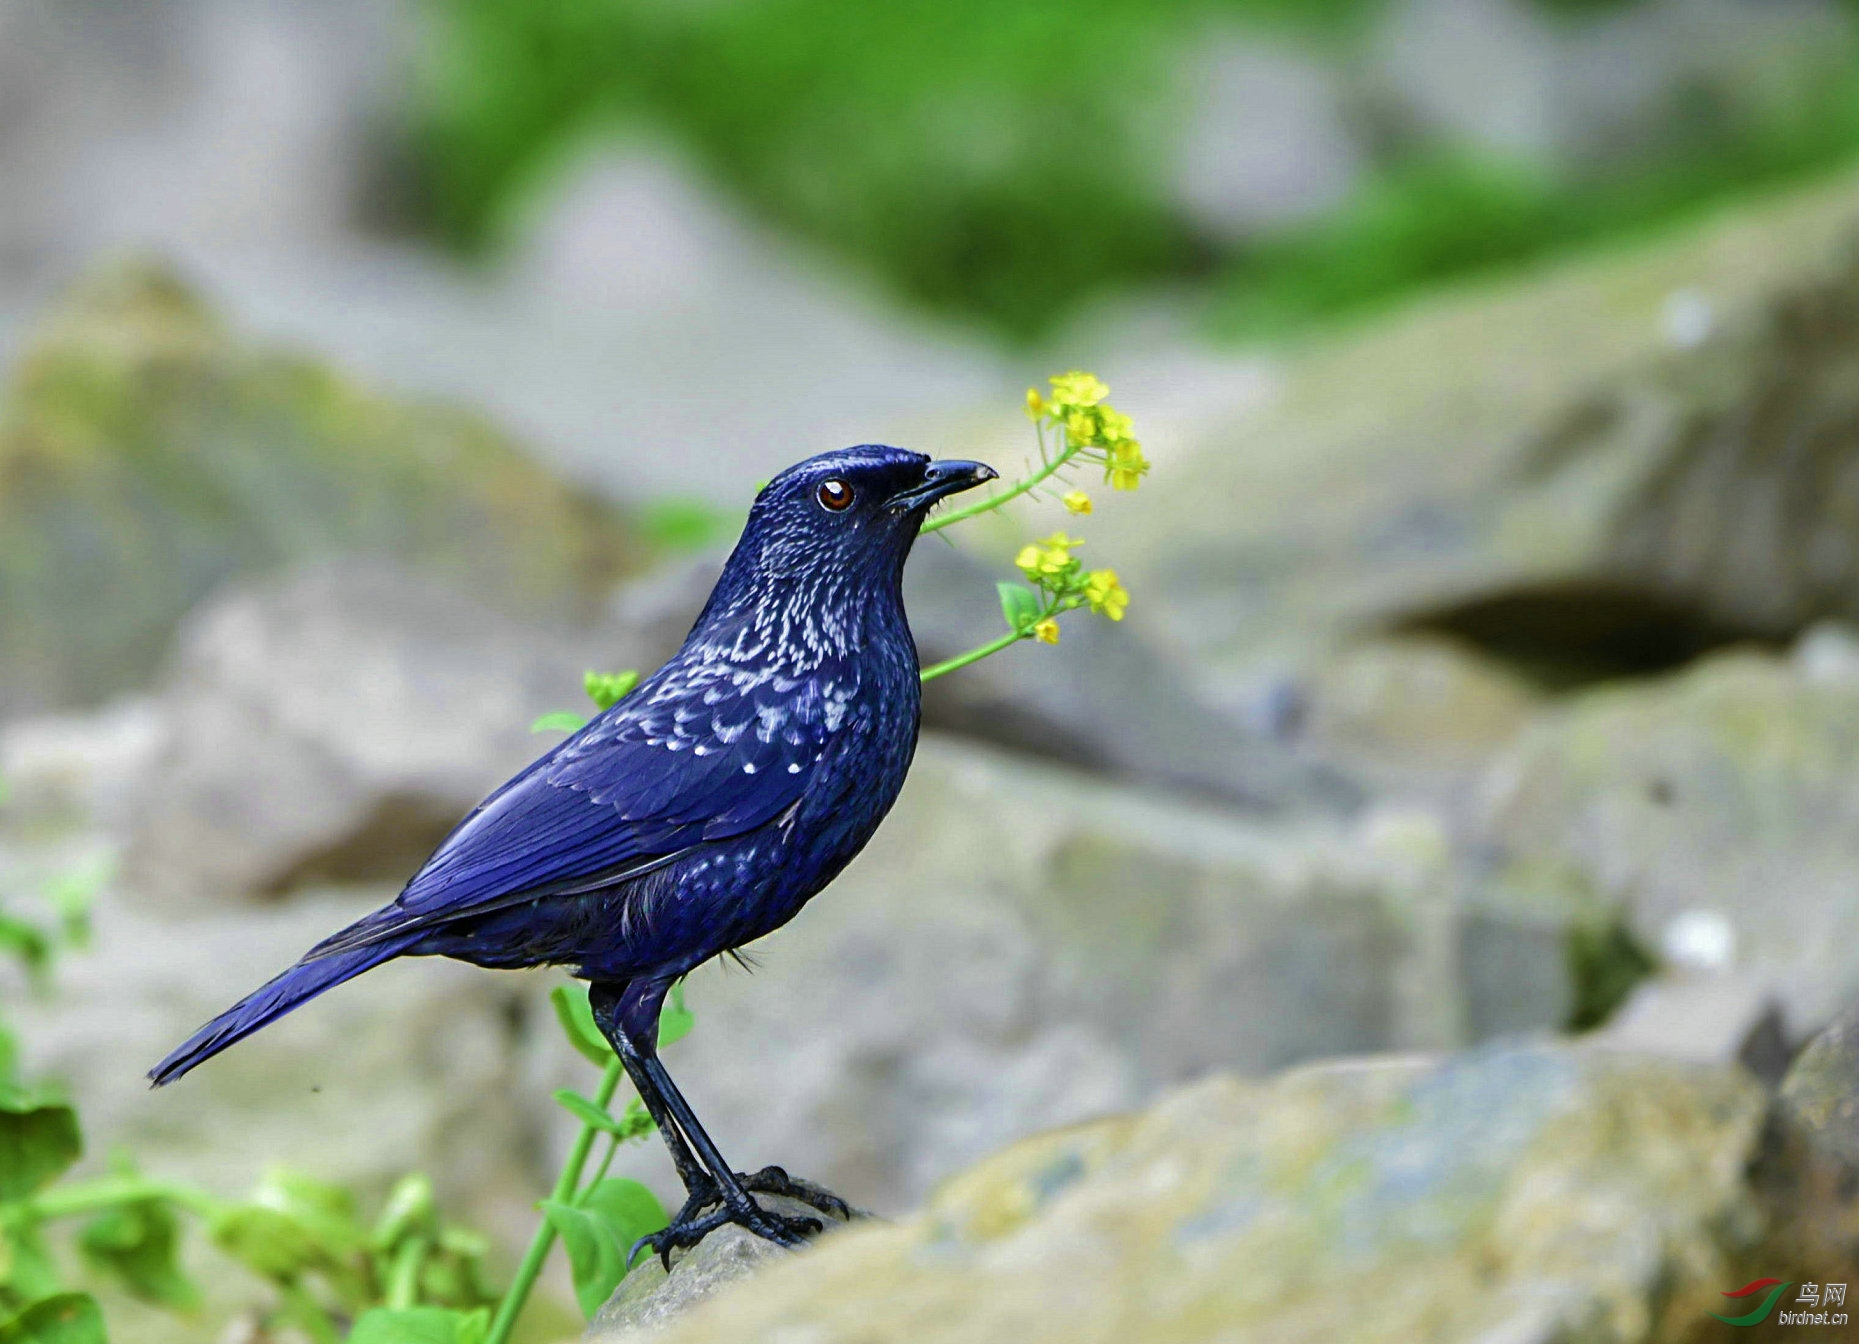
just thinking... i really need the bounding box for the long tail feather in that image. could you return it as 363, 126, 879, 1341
148, 937, 413, 1086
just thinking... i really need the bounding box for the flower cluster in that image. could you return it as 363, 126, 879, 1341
1002, 532, 1129, 646
918, 368, 1145, 680
1026, 370, 1150, 492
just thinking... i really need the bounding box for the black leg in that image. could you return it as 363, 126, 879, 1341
589, 983, 715, 1204
588, 978, 836, 1267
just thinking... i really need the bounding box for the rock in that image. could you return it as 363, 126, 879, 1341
0, 260, 633, 716
1781, 999, 1859, 1170
538, 735, 1484, 1217
1476, 644, 1859, 1037
1590, 972, 1790, 1084
1080, 166, 1859, 711
588, 1195, 863, 1340
591, 1042, 1858, 1343
120, 562, 637, 909
0, 697, 166, 830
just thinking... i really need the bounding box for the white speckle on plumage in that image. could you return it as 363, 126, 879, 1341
694, 745, 710, 756
787, 762, 801, 774
743, 763, 757, 774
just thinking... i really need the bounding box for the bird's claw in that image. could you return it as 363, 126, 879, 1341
735, 1165, 852, 1221
671, 1165, 850, 1226
630, 1196, 825, 1272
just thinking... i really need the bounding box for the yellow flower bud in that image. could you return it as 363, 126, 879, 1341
1033, 619, 1061, 645
1062, 490, 1093, 515
1025, 387, 1047, 420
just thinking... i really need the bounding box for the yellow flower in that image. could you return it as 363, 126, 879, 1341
1062, 490, 1093, 515
1025, 387, 1047, 420
1014, 544, 1043, 579
1084, 569, 1129, 621
1064, 408, 1100, 446
1106, 439, 1149, 490
1033, 618, 1061, 645
1048, 371, 1109, 409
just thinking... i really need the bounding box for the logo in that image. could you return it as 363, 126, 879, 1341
1711, 1279, 1849, 1328
1711, 1280, 1791, 1326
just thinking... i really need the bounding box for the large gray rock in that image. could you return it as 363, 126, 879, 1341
120, 562, 635, 909
591, 1042, 1856, 1344
1475, 640, 1859, 1038
0, 262, 635, 717
1076, 168, 1859, 715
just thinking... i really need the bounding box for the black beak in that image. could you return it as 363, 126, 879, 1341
888, 459, 998, 512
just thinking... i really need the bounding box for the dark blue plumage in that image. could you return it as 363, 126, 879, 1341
150, 446, 996, 1256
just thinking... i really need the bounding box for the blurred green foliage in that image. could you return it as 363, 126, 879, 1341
415, 0, 1859, 342
414, 0, 1368, 338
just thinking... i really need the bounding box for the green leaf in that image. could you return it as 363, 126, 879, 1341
552, 1090, 622, 1134
0, 1093, 80, 1201
350, 1306, 489, 1344
578, 1178, 667, 1256
549, 985, 614, 1066
537, 1201, 624, 1318
997, 581, 1041, 634
77, 1200, 198, 1309
0, 1294, 105, 1344
0, 1220, 61, 1304
583, 670, 641, 712
657, 983, 694, 1049
528, 711, 588, 734
0, 917, 51, 984
542, 1178, 668, 1317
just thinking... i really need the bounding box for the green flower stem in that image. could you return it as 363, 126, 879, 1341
24, 1177, 221, 1221
920, 434, 1074, 534
385, 1234, 429, 1310
920, 593, 1090, 683
485, 1056, 626, 1344
920, 629, 1026, 682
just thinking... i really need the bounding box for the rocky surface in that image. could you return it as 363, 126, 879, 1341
589, 1196, 864, 1339
0, 261, 632, 716
588, 1042, 1859, 1344
1475, 640, 1859, 1038
1074, 167, 1859, 713
118, 562, 634, 909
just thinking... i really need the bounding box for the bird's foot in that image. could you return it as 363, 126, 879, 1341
669, 1164, 850, 1227
631, 1193, 825, 1271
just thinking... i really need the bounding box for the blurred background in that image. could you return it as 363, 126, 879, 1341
8, 0, 1859, 1339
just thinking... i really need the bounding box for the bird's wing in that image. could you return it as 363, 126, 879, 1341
306, 658, 860, 957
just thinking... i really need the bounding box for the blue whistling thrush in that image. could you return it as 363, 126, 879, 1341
150, 447, 997, 1257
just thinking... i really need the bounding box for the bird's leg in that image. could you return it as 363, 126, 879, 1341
592, 979, 834, 1267
589, 983, 717, 1211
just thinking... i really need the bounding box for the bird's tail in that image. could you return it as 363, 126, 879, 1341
148, 935, 414, 1086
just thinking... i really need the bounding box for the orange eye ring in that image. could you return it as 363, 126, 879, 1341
817, 479, 855, 512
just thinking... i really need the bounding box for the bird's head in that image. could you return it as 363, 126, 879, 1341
695, 446, 997, 659
739, 446, 995, 579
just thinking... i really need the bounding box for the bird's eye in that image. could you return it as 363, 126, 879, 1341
817, 479, 855, 512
